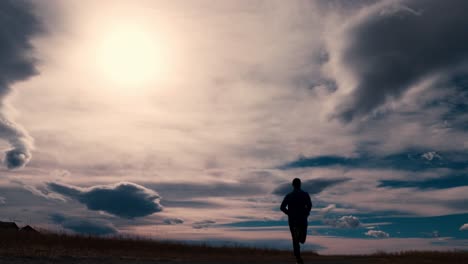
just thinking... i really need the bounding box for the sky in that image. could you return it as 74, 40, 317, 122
1, 0, 468, 255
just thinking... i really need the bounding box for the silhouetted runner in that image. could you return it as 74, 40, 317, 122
280, 178, 312, 264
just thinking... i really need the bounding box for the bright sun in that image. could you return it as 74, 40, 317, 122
95, 24, 165, 89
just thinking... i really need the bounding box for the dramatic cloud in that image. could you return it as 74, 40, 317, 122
47, 182, 162, 218
192, 220, 216, 229
163, 217, 184, 225
3, 0, 468, 254
327, 0, 468, 121
272, 178, 349, 196
460, 224, 468, 231
281, 151, 468, 171
365, 230, 389, 238
324, 215, 361, 229
0, 196, 5, 204
50, 213, 117, 235
0, 0, 43, 169
319, 204, 336, 215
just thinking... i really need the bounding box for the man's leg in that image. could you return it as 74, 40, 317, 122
289, 224, 302, 263
299, 220, 308, 244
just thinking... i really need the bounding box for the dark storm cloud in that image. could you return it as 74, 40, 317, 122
163, 217, 184, 225
280, 151, 468, 171
47, 182, 163, 218
50, 213, 118, 235
272, 178, 349, 196
192, 220, 216, 229
332, 0, 468, 121
0, 0, 43, 169
0, 185, 65, 209
378, 174, 468, 190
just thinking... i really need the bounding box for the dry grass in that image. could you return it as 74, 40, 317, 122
367, 250, 468, 263
321, 250, 468, 264
0, 230, 316, 262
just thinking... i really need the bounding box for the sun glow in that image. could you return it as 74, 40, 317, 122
94, 23, 167, 89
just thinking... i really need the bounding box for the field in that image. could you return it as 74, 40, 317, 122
0, 230, 467, 264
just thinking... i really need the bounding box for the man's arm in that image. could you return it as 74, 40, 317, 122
306, 193, 312, 215
280, 195, 289, 215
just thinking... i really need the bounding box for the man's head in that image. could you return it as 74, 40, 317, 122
292, 178, 301, 190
